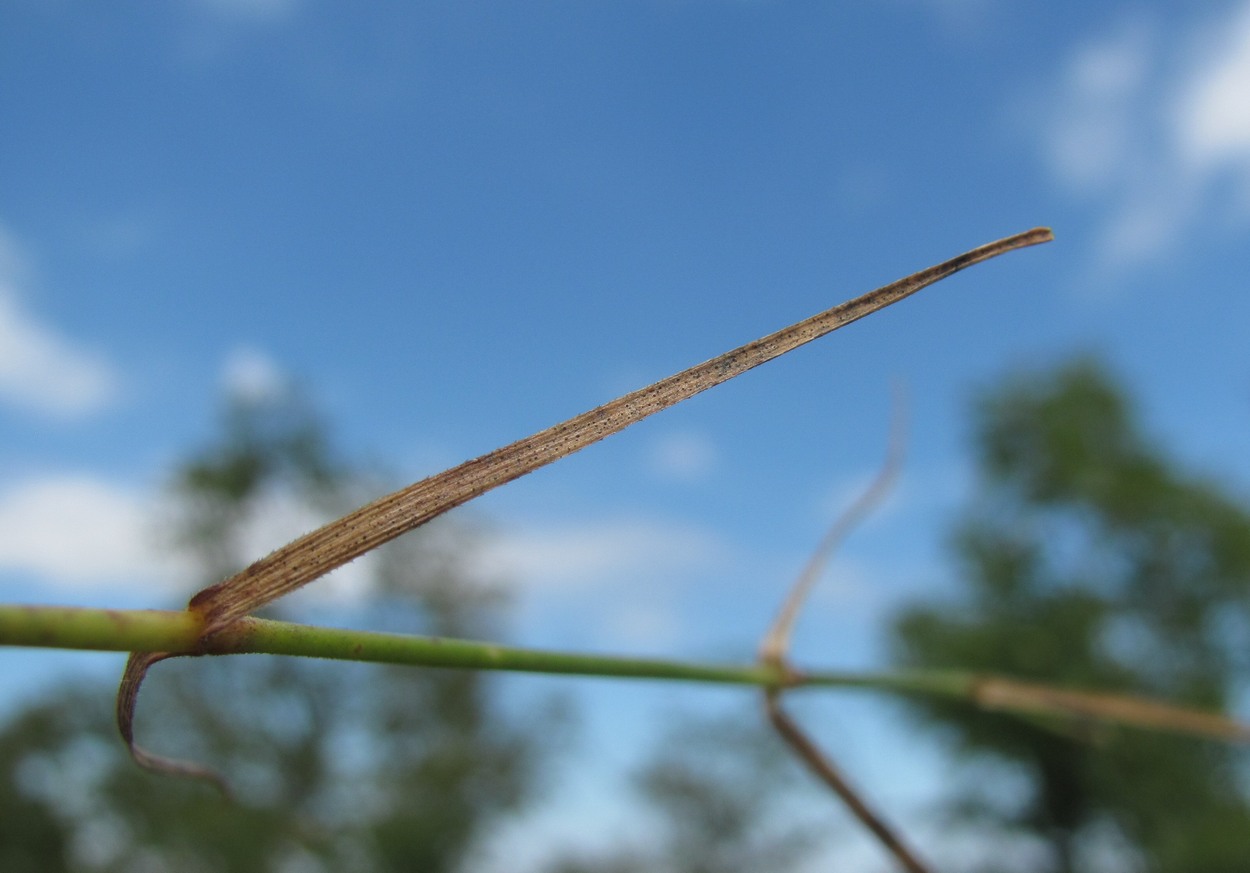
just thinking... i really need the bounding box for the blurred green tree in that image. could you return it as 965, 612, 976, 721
891, 359, 1250, 873
629, 713, 820, 873
0, 388, 563, 873
543, 709, 820, 873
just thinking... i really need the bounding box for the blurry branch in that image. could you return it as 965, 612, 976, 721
758, 383, 906, 667
763, 695, 930, 873
968, 676, 1250, 744
758, 391, 933, 873
115, 227, 1055, 784
1, 603, 1246, 745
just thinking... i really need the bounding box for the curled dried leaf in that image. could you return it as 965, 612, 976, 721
117, 652, 232, 796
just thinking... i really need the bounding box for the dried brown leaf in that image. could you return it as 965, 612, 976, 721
117, 227, 1053, 789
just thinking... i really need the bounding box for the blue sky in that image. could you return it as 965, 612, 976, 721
3, 1, 1250, 868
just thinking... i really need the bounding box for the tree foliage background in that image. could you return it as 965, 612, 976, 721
892, 359, 1250, 873
0, 388, 816, 873
0, 391, 563, 873
2, 360, 1249, 873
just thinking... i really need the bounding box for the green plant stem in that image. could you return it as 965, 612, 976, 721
7, 603, 1246, 745
0, 602, 966, 696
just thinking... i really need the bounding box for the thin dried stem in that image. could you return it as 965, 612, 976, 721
972, 676, 1250, 744
759, 384, 906, 666
765, 691, 933, 873
758, 394, 930, 873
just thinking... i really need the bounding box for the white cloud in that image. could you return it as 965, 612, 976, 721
82, 212, 156, 262
233, 489, 381, 606
0, 476, 172, 588
1031, 3, 1250, 272
0, 227, 28, 282
220, 345, 289, 404
1172, 3, 1250, 176
602, 601, 682, 649
817, 467, 904, 530
0, 472, 379, 605
190, 0, 300, 23
0, 227, 118, 419
896, 0, 1000, 36
1041, 21, 1154, 192
645, 431, 719, 482
465, 516, 724, 593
